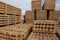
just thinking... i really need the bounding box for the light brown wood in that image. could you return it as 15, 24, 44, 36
33, 20, 57, 33
32, 1, 42, 10
44, 0, 55, 10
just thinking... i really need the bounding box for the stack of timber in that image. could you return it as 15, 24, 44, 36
33, 20, 57, 33
0, 24, 32, 40
0, 1, 21, 26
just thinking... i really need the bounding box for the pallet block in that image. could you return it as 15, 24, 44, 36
33, 20, 58, 33
25, 11, 34, 20
44, 0, 55, 10
36, 10, 47, 20
32, 1, 42, 10
49, 11, 60, 21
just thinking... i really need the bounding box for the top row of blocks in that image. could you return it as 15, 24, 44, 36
0, 1, 21, 15
32, 0, 55, 10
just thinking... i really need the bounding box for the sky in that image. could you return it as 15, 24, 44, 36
0, 0, 60, 16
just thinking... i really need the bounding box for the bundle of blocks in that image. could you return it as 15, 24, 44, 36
25, 0, 60, 40
25, 0, 60, 23
0, 0, 60, 40
0, 1, 21, 26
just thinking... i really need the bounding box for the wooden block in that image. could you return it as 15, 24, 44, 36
49, 11, 60, 21
25, 11, 34, 20
36, 10, 47, 20
44, 0, 55, 10
32, 1, 42, 10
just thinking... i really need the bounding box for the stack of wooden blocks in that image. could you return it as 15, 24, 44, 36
27, 20, 59, 40
25, 0, 56, 24
0, 24, 32, 40
0, 0, 60, 40
31, 0, 43, 20
0, 1, 21, 26
33, 20, 57, 33
44, 0, 60, 21
32, 0, 48, 20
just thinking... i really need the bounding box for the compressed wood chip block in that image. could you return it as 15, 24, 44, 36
25, 11, 34, 20
25, 19, 35, 24
33, 20, 58, 33
44, 0, 55, 10
36, 10, 47, 20
32, 1, 42, 10
49, 11, 60, 21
